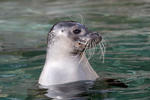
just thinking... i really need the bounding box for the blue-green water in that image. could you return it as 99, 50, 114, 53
0, 0, 150, 100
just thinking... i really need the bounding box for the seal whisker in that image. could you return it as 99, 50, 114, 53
87, 42, 93, 60
87, 41, 94, 60
98, 43, 103, 61
92, 40, 97, 55
79, 41, 89, 64
102, 41, 106, 63
99, 41, 106, 63
86, 40, 97, 60
78, 14, 85, 25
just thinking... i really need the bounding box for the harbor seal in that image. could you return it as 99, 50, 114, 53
39, 21, 102, 86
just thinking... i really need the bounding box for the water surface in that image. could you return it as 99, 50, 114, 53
0, 0, 150, 100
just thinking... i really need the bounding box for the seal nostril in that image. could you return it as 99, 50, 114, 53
99, 35, 102, 41
90, 32, 100, 38
94, 32, 100, 37
99, 36, 103, 41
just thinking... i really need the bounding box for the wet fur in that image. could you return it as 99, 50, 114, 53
39, 21, 101, 86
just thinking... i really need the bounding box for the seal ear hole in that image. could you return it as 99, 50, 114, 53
73, 29, 81, 34
61, 30, 64, 32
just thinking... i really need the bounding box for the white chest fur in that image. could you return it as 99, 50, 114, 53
39, 54, 98, 86
38, 37, 99, 86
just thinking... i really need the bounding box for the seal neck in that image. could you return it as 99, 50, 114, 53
46, 37, 78, 61
39, 36, 98, 86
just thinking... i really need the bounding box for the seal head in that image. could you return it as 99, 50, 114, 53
47, 21, 102, 55
39, 21, 102, 86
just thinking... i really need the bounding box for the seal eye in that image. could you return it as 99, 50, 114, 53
73, 29, 81, 34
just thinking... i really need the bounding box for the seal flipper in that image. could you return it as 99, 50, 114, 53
102, 78, 128, 88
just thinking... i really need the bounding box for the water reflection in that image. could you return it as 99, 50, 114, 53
26, 79, 127, 100
27, 81, 99, 100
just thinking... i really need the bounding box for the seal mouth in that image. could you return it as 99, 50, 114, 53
78, 32, 102, 48
73, 32, 102, 55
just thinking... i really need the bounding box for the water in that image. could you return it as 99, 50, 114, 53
0, 0, 150, 99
